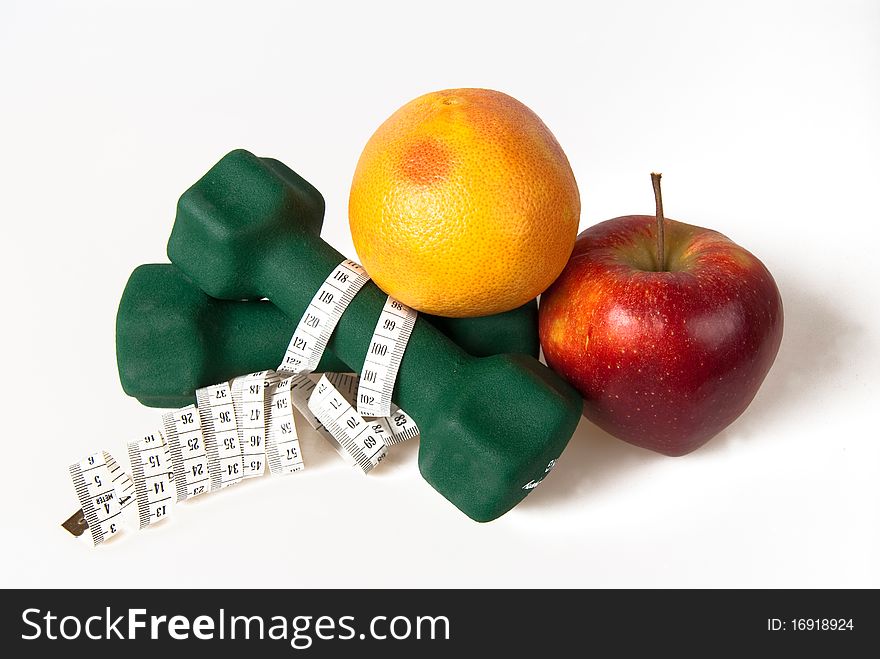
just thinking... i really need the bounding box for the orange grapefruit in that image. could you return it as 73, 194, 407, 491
349, 88, 580, 317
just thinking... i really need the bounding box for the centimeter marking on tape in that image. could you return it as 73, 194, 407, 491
231, 371, 271, 479
308, 374, 388, 473
357, 296, 417, 418
196, 382, 244, 490
162, 405, 211, 502
264, 375, 305, 475
127, 431, 173, 530
385, 408, 420, 445
278, 259, 370, 376
106, 452, 136, 507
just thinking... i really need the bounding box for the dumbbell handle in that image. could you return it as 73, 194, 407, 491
260, 238, 469, 430
116, 265, 350, 408
117, 263, 537, 409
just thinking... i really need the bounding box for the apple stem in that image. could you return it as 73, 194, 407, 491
651, 172, 666, 272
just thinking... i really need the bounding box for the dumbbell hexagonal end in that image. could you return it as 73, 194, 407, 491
117, 263, 352, 408
418, 353, 582, 522
168, 149, 325, 300
117, 264, 213, 408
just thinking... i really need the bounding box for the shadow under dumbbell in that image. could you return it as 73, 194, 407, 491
519, 415, 656, 509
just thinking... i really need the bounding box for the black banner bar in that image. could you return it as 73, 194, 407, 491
2, 589, 876, 656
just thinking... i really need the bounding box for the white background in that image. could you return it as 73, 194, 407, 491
1, 0, 878, 588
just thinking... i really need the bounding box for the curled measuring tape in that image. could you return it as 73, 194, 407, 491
67, 451, 135, 546
277, 260, 421, 471
308, 374, 388, 472
64, 374, 305, 545
302, 372, 420, 446
64, 258, 422, 545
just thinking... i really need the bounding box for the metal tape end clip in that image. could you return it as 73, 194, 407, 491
61, 509, 88, 537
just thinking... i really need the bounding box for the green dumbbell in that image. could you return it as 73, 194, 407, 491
116, 263, 346, 408
167, 149, 581, 522
116, 263, 540, 408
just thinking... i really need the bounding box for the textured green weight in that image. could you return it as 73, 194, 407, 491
117, 263, 540, 408
427, 302, 538, 358
167, 149, 581, 522
116, 264, 348, 408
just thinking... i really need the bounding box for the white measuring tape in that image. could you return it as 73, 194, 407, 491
279, 259, 371, 376
303, 372, 420, 446
275, 258, 420, 472
357, 296, 417, 418
66, 374, 306, 545
126, 431, 173, 529
67, 451, 135, 546
264, 374, 305, 475
162, 405, 211, 502
65, 258, 421, 545
308, 374, 389, 471
231, 370, 271, 479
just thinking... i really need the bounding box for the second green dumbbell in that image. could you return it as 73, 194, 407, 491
117, 264, 540, 408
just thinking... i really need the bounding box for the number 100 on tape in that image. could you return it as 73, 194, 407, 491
358, 296, 417, 418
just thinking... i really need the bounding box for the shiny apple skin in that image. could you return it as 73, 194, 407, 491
539, 215, 783, 456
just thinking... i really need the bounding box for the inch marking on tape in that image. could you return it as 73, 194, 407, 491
357, 295, 417, 418
127, 431, 173, 529
162, 405, 211, 502
68, 451, 133, 546
278, 259, 370, 376
196, 382, 243, 489
308, 374, 388, 474
264, 375, 305, 475
231, 371, 270, 479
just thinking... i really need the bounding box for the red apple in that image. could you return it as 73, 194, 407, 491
539, 174, 783, 456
